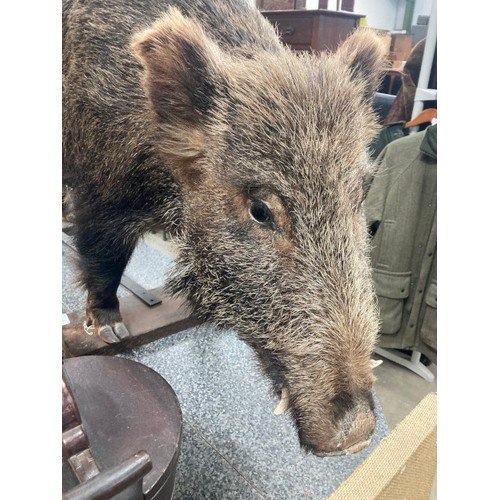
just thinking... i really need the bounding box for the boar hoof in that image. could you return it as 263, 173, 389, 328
84, 319, 131, 344
97, 322, 131, 344
97, 325, 121, 343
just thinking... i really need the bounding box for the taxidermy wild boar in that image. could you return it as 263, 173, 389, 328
62, 0, 387, 455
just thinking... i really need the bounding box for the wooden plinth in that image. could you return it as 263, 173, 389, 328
63, 288, 203, 358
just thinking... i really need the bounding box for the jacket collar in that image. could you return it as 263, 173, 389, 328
420, 124, 437, 160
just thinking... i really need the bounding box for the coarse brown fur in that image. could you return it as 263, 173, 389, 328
63, 0, 388, 455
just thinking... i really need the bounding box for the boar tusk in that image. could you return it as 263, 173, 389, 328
370, 359, 383, 369
274, 387, 289, 416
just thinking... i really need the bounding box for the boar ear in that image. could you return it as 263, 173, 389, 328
132, 7, 227, 160
335, 29, 389, 100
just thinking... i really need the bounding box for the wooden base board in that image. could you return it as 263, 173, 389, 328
63, 288, 203, 358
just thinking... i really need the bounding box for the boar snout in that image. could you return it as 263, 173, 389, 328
298, 390, 376, 457
318, 392, 375, 456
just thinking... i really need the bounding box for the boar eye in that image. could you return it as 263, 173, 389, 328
249, 198, 275, 228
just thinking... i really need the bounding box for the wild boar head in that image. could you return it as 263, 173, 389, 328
133, 8, 386, 455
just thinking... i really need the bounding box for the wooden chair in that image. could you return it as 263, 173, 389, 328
62, 356, 183, 499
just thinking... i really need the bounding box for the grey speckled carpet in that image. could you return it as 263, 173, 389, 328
62, 232, 389, 500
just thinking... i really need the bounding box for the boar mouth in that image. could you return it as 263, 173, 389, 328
311, 437, 373, 457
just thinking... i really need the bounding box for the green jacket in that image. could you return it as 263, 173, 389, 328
365, 125, 437, 363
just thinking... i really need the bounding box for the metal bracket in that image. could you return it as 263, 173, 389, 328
120, 275, 162, 307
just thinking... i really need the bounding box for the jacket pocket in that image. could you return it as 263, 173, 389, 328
373, 270, 412, 334
420, 280, 437, 350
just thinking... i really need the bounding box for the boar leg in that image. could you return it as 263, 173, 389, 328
73, 208, 140, 344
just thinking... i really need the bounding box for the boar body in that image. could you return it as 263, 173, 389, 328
63, 0, 386, 455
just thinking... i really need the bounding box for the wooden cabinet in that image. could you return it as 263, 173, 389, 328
258, 1, 355, 10
260, 9, 364, 52
389, 33, 414, 61
257, 0, 306, 9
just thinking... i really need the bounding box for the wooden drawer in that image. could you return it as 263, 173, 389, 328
257, 0, 306, 9
265, 14, 313, 46
261, 10, 364, 52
